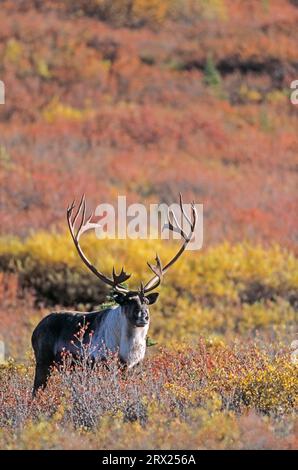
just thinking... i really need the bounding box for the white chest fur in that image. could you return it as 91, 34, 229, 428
92, 306, 149, 367
119, 317, 149, 368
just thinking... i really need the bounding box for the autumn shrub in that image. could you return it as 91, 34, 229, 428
0, 339, 297, 449
64, 0, 173, 27
40, 0, 229, 26
0, 234, 297, 305
206, 342, 298, 415
0, 233, 109, 307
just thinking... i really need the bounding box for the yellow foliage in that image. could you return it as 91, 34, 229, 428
164, 382, 199, 404
207, 347, 298, 415
132, 0, 172, 24
42, 98, 94, 123
236, 359, 298, 414
35, 57, 51, 79
170, 0, 227, 22
1, 232, 296, 293
66, 0, 229, 25
0, 145, 13, 172
200, 0, 227, 20
0, 232, 297, 340
266, 90, 288, 104
239, 84, 262, 103
239, 300, 296, 333
4, 38, 23, 64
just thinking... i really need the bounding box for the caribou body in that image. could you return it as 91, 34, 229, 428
32, 194, 197, 395
32, 296, 157, 394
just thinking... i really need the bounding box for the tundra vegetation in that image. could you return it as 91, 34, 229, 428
0, 0, 297, 450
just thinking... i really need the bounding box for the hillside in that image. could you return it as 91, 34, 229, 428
0, 0, 297, 247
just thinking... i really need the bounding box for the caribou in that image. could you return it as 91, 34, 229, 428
31, 195, 197, 395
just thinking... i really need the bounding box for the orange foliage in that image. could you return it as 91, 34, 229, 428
0, 0, 297, 248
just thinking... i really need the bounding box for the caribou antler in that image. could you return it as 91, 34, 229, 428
143, 194, 197, 293
67, 195, 130, 293
67, 194, 197, 297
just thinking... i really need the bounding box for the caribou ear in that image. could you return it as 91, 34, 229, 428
113, 292, 127, 305
146, 292, 159, 305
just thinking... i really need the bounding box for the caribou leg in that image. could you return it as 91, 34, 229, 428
32, 362, 52, 396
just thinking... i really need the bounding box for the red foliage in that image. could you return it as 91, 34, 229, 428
0, 0, 297, 249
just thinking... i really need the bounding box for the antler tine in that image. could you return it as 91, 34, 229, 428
76, 195, 86, 240
112, 266, 131, 285
170, 207, 188, 240
165, 207, 188, 240
71, 194, 84, 231
67, 200, 75, 227
144, 253, 163, 291
190, 201, 197, 232
146, 254, 163, 279
86, 210, 94, 224
67, 199, 75, 214
179, 193, 193, 230
139, 281, 145, 296
143, 194, 198, 293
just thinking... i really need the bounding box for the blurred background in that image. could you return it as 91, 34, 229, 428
0, 0, 297, 356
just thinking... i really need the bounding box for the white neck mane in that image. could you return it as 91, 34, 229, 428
92, 305, 149, 368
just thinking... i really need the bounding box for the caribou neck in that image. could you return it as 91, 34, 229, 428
95, 305, 149, 368
120, 308, 149, 368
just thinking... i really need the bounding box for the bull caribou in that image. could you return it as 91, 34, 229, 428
32, 195, 197, 394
